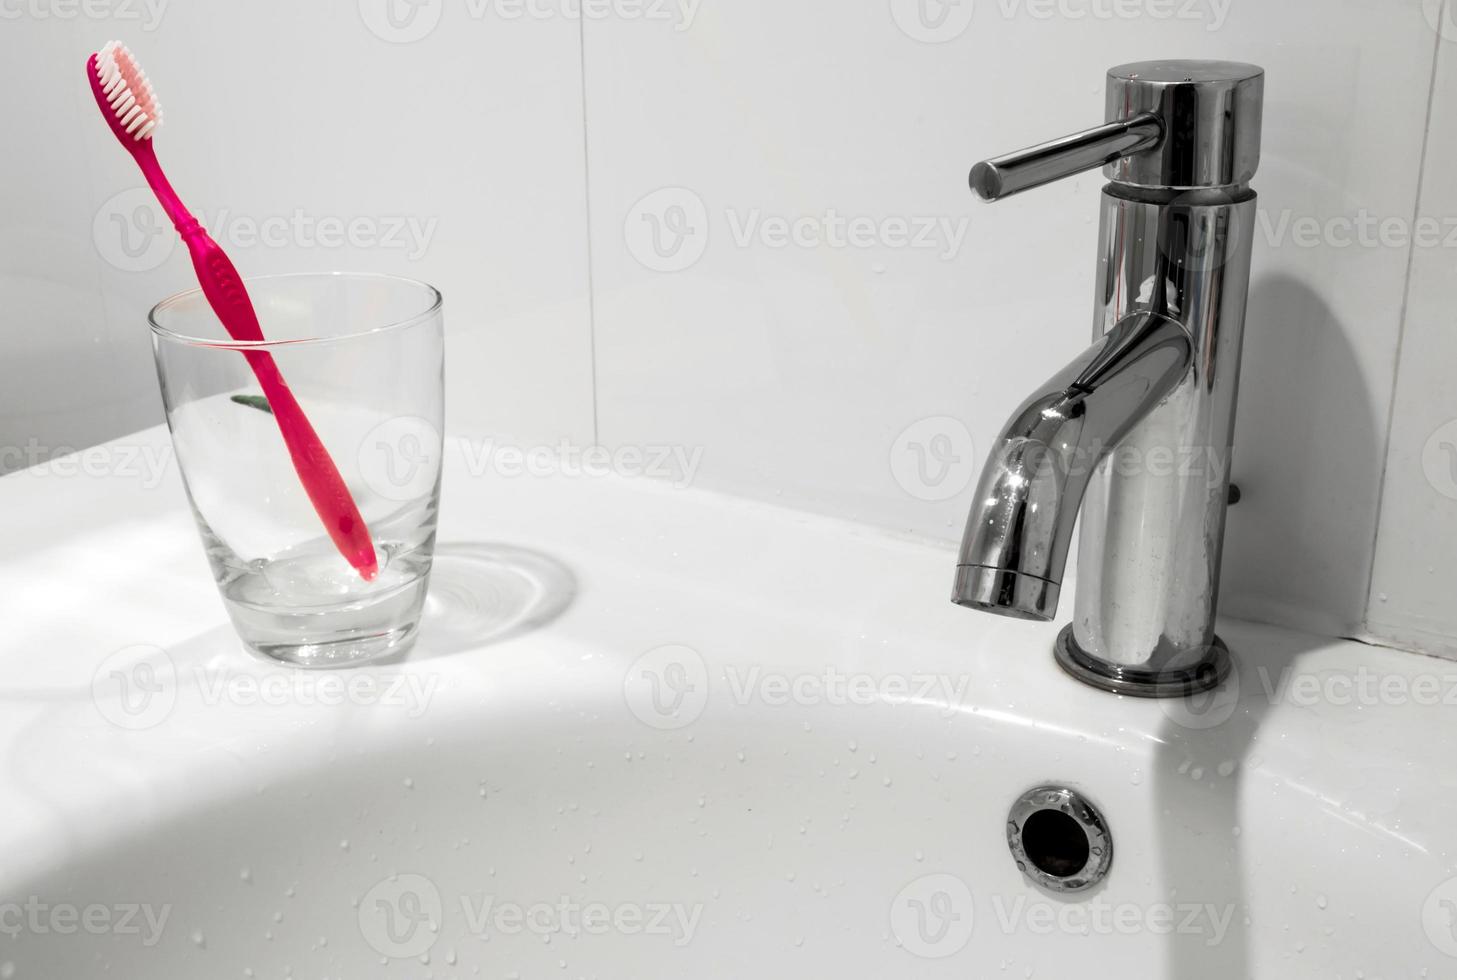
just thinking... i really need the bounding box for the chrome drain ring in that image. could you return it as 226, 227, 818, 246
1006, 785, 1113, 893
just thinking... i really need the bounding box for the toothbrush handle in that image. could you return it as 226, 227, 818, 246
127, 140, 378, 580
183, 233, 380, 579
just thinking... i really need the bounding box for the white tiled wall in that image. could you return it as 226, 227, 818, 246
0, 0, 595, 475
582, 1, 1444, 642
5, 1, 1457, 654
1369, 3, 1457, 658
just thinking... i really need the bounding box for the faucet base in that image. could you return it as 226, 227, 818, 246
1053, 626, 1231, 699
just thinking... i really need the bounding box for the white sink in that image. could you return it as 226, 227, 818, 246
0, 429, 1452, 978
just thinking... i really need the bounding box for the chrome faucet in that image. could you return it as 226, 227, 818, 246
953, 61, 1263, 698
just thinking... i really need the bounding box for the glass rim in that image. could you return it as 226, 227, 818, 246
147, 271, 443, 350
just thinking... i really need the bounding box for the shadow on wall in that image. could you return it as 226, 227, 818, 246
0, 271, 163, 477
1220, 273, 1381, 638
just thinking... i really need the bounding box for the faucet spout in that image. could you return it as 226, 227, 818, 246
952, 311, 1191, 620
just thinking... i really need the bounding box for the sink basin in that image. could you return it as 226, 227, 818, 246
0, 429, 1451, 978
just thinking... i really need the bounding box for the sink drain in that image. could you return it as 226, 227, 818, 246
1006, 786, 1112, 893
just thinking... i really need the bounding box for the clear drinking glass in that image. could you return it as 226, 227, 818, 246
149, 273, 444, 667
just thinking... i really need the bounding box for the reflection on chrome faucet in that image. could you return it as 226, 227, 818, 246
953, 61, 1264, 698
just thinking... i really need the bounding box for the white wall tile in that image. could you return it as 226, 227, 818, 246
1, 0, 594, 476
6, 2, 1456, 653
584, 1, 1442, 638
1369, 5, 1457, 657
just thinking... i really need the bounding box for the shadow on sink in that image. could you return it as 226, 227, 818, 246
1152, 274, 1383, 979
1152, 629, 1301, 979
403, 542, 578, 661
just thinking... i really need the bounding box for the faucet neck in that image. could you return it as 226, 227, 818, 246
953, 311, 1191, 620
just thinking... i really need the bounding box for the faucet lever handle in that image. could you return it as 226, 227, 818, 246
969, 112, 1163, 202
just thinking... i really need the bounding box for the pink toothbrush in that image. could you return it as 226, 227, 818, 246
86, 41, 379, 582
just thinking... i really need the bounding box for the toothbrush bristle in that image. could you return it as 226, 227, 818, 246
94, 40, 163, 141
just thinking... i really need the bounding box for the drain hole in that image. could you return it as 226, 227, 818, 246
1020, 808, 1090, 878
1007, 785, 1112, 893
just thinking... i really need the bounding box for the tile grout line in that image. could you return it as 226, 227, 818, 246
577, 18, 601, 446
1360, 4, 1448, 638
